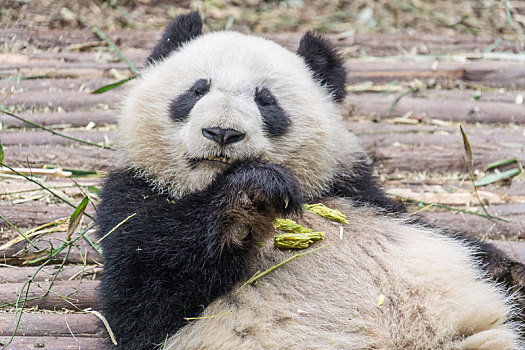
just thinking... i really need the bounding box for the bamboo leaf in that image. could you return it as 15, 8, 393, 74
304, 203, 349, 224
474, 168, 521, 187
483, 38, 502, 53
504, 0, 514, 29
87, 185, 101, 196
63, 168, 100, 176
274, 232, 324, 249
273, 218, 313, 233
224, 15, 235, 30
92, 27, 138, 73
91, 74, 139, 94
67, 197, 89, 239
486, 157, 517, 171
459, 124, 472, 162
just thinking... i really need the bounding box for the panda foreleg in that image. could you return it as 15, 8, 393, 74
97, 161, 302, 349
203, 160, 304, 246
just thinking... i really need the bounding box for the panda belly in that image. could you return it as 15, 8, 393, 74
165, 199, 518, 350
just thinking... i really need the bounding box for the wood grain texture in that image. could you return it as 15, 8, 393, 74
0, 313, 104, 337
0, 336, 109, 350
0, 28, 524, 348
0, 280, 99, 310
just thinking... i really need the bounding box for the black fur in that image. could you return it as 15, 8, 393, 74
297, 32, 347, 102
326, 161, 405, 213
97, 161, 302, 349
146, 11, 202, 65
255, 87, 291, 136
169, 79, 210, 122
100, 14, 525, 346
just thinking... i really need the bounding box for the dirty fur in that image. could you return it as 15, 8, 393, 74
98, 11, 524, 350
166, 200, 521, 350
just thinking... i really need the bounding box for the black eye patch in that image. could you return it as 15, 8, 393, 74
169, 79, 210, 122
254, 87, 290, 136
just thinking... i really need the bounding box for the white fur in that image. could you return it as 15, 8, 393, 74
116, 31, 363, 200
116, 31, 522, 349
166, 200, 521, 349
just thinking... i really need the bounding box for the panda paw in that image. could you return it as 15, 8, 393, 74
218, 160, 303, 216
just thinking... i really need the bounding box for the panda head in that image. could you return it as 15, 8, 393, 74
117, 11, 363, 200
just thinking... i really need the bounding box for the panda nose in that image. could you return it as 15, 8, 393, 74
202, 127, 245, 146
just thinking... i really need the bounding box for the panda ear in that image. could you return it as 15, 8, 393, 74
146, 11, 203, 65
297, 32, 346, 103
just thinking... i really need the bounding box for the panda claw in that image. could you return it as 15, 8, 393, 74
284, 196, 289, 209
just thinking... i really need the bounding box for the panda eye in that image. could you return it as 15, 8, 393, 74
191, 79, 211, 97
255, 87, 276, 106
169, 79, 211, 122
253, 86, 290, 136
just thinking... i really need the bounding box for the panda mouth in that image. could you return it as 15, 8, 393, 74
190, 153, 234, 165
204, 155, 233, 164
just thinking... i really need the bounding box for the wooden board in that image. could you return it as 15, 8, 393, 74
1, 28, 524, 345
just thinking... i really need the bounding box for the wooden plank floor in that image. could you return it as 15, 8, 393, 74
0, 28, 524, 348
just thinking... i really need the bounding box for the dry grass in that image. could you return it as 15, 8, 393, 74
1, 0, 524, 38
0, 2, 523, 346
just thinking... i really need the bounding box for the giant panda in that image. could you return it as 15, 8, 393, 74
97, 11, 524, 350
